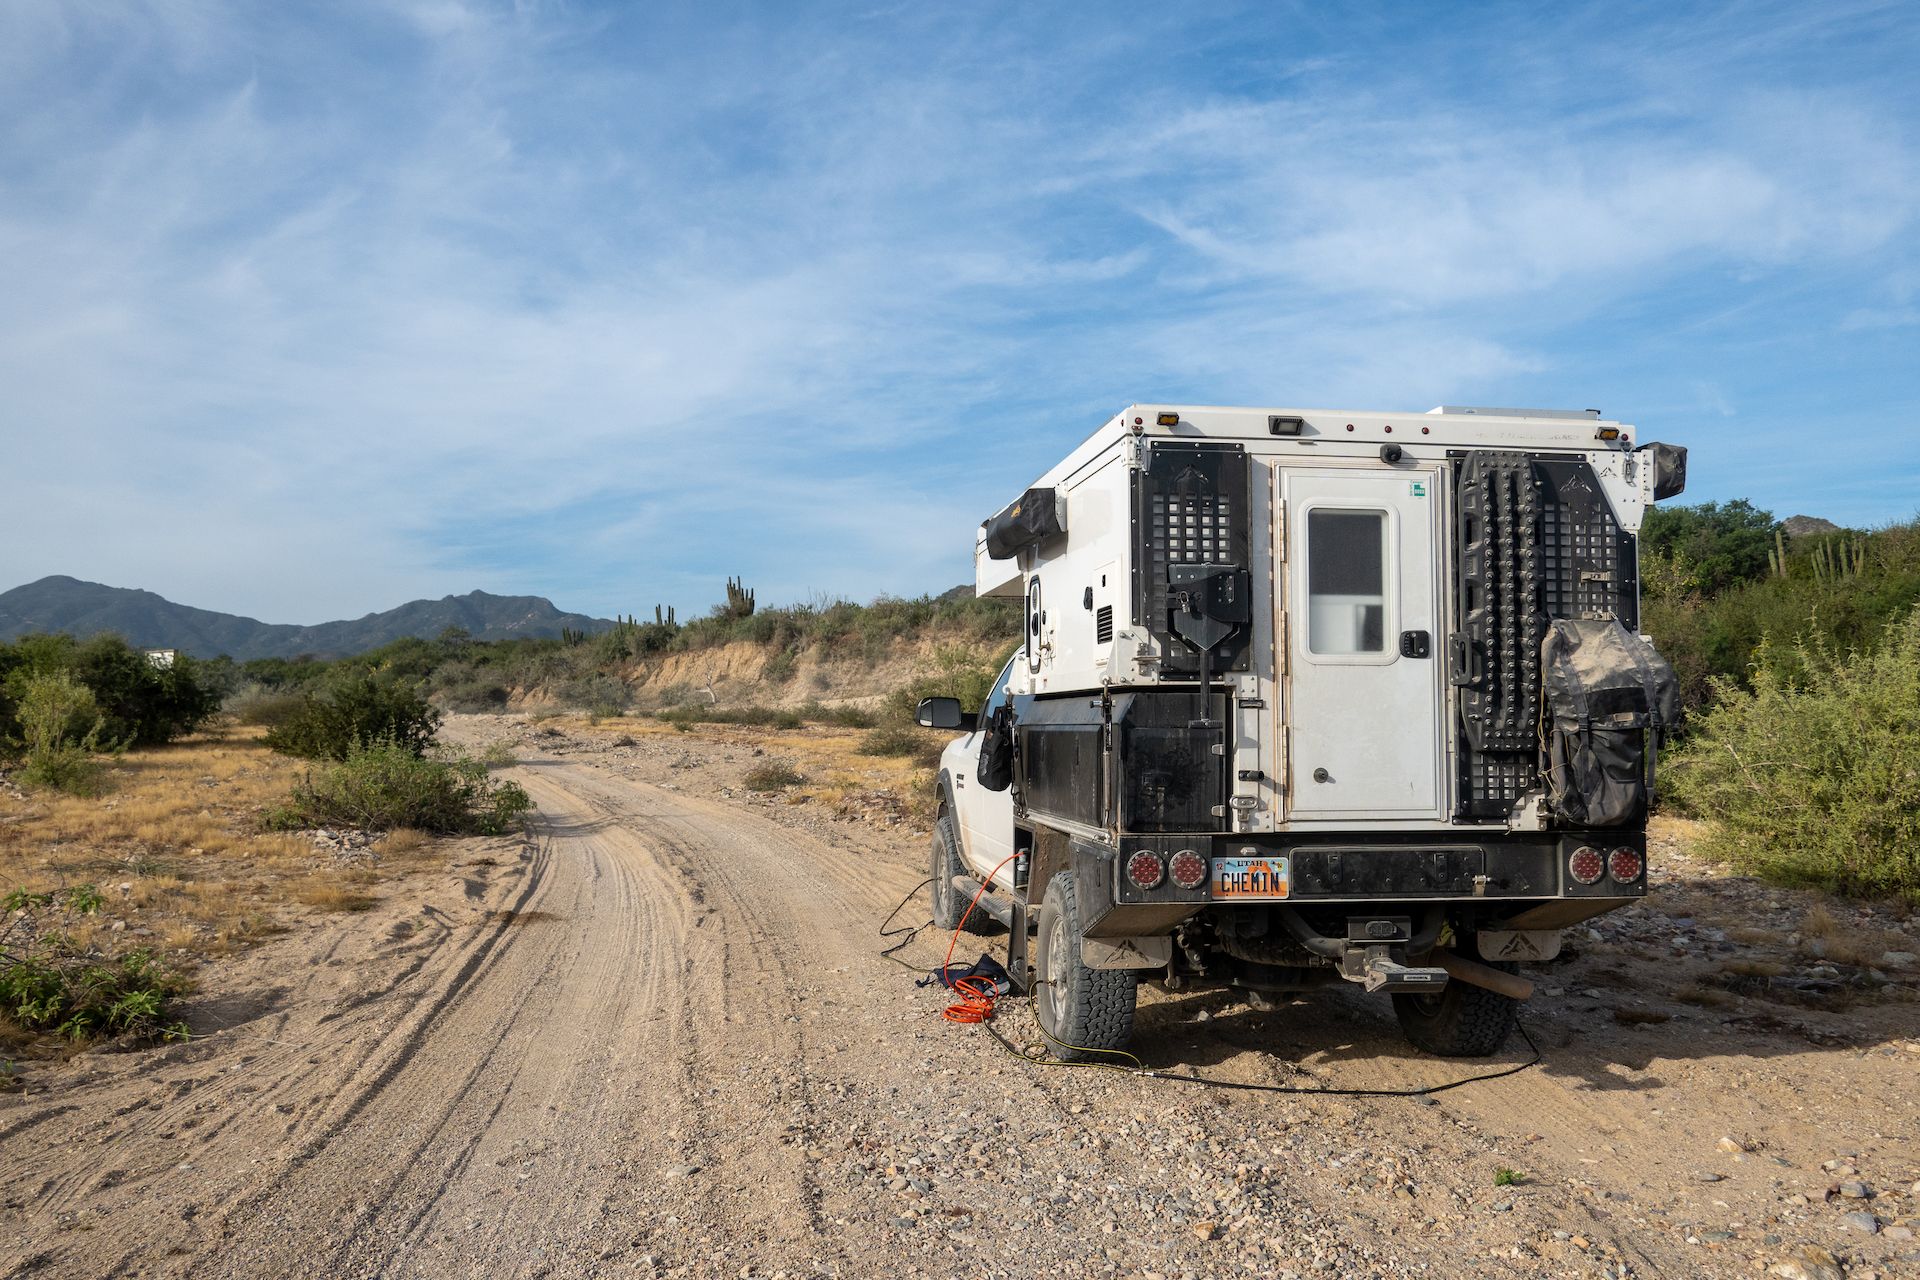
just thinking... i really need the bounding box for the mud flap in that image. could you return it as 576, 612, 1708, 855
1081, 936, 1173, 970
1476, 929, 1563, 963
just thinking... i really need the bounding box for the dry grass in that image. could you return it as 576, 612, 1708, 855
378, 828, 431, 857
1720, 958, 1788, 979
293, 879, 378, 913
0, 725, 446, 967
1798, 903, 1908, 968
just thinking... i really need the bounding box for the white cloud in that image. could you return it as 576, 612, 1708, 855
2, 1, 1916, 621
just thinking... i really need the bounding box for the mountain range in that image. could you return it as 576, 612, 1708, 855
0, 576, 614, 662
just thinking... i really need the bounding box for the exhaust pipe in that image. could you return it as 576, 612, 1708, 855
1434, 949, 1535, 1001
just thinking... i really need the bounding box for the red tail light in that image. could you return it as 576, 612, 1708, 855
1568, 846, 1604, 885
1168, 849, 1209, 890
1126, 850, 1165, 890
1608, 847, 1643, 883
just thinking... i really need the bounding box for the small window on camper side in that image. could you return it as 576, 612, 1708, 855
1306, 508, 1387, 655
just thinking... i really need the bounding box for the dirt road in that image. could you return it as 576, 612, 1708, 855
3, 723, 1917, 1279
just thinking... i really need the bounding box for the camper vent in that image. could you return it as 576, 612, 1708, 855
1096, 605, 1114, 645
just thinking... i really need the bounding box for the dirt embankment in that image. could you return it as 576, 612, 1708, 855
2, 714, 1917, 1280
519, 629, 1011, 713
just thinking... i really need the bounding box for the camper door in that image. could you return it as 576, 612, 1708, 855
1279, 466, 1446, 821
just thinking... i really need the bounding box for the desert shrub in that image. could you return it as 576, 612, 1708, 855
652, 701, 873, 730
228, 685, 308, 727
435, 668, 512, 713
0, 948, 190, 1043
1665, 607, 1920, 903
743, 759, 803, 791
554, 673, 630, 718
798, 701, 875, 728
659, 704, 803, 730
239, 655, 333, 690
0, 887, 189, 1043
883, 642, 1018, 724
763, 647, 799, 683
269, 741, 533, 834
1642, 515, 1920, 715
263, 673, 441, 760
481, 740, 516, 767
857, 724, 944, 767
14, 671, 111, 794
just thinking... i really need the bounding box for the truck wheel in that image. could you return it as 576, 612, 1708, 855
1034, 876, 1136, 1062
1392, 959, 1521, 1058
929, 814, 986, 933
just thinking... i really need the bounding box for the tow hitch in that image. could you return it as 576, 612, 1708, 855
1342, 947, 1450, 993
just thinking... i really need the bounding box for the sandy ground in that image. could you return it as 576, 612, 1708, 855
2, 716, 1917, 1280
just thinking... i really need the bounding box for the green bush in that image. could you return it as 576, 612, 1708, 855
0, 886, 189, 1043
0, 634, 219, 753
883, 642, 1017, 724
0, 948, 190, 1043
14, 671, 111, 794
555, 673, 630, 718
1643, 515, 1920, 714
264, 674, 441, 760
1640, 499, 1778, 594
1665, 606, 1920, 903
270, 741, 534, 834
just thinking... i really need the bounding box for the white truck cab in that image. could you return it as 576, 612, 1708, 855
921, 403, 1685, 1060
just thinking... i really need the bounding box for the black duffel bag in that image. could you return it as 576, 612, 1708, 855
1540, 619, 1681, 827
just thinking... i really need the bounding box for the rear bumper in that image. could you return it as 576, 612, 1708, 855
1074, 829, 1645, 938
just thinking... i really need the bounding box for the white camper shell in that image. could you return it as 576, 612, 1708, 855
922, 404, 1686, 1060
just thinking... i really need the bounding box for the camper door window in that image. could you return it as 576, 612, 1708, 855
1306, 509, 1388, 655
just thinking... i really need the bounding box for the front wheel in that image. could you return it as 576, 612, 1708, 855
929, 814, 987, 933
1034, 876, 1136, 1062
1392, 957, 1521, 1057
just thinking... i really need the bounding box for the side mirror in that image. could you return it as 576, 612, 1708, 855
1638, 442, 1687, 500
916, 696, 974, 732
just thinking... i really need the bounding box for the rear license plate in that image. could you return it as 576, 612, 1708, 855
1212, 856, 1291, 900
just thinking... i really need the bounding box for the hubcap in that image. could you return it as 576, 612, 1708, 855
932, 838, 951, 914
1044, 912, 1071, 1029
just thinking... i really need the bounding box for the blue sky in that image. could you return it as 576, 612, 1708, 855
3, 1, 1917, 623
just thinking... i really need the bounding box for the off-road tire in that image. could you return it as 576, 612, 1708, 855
1392, 957, 1521, 1057
1034, 876, 1136, 1062
929, 814, 987, 934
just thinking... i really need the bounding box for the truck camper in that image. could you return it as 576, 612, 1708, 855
920, 404, 1685, 1058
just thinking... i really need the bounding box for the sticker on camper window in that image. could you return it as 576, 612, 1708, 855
1409, 480, 1426, 497
1211, 855, 1290, 900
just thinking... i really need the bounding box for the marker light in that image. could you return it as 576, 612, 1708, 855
1168, 849, 1209, 890
1569, 846, 1605, 885
1595, 427, 1622, 441
1156, 412, 1180, 426
1126, 850, 1165, 890
1608, 847, 1644, 883
1268, 415, 1305, 436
